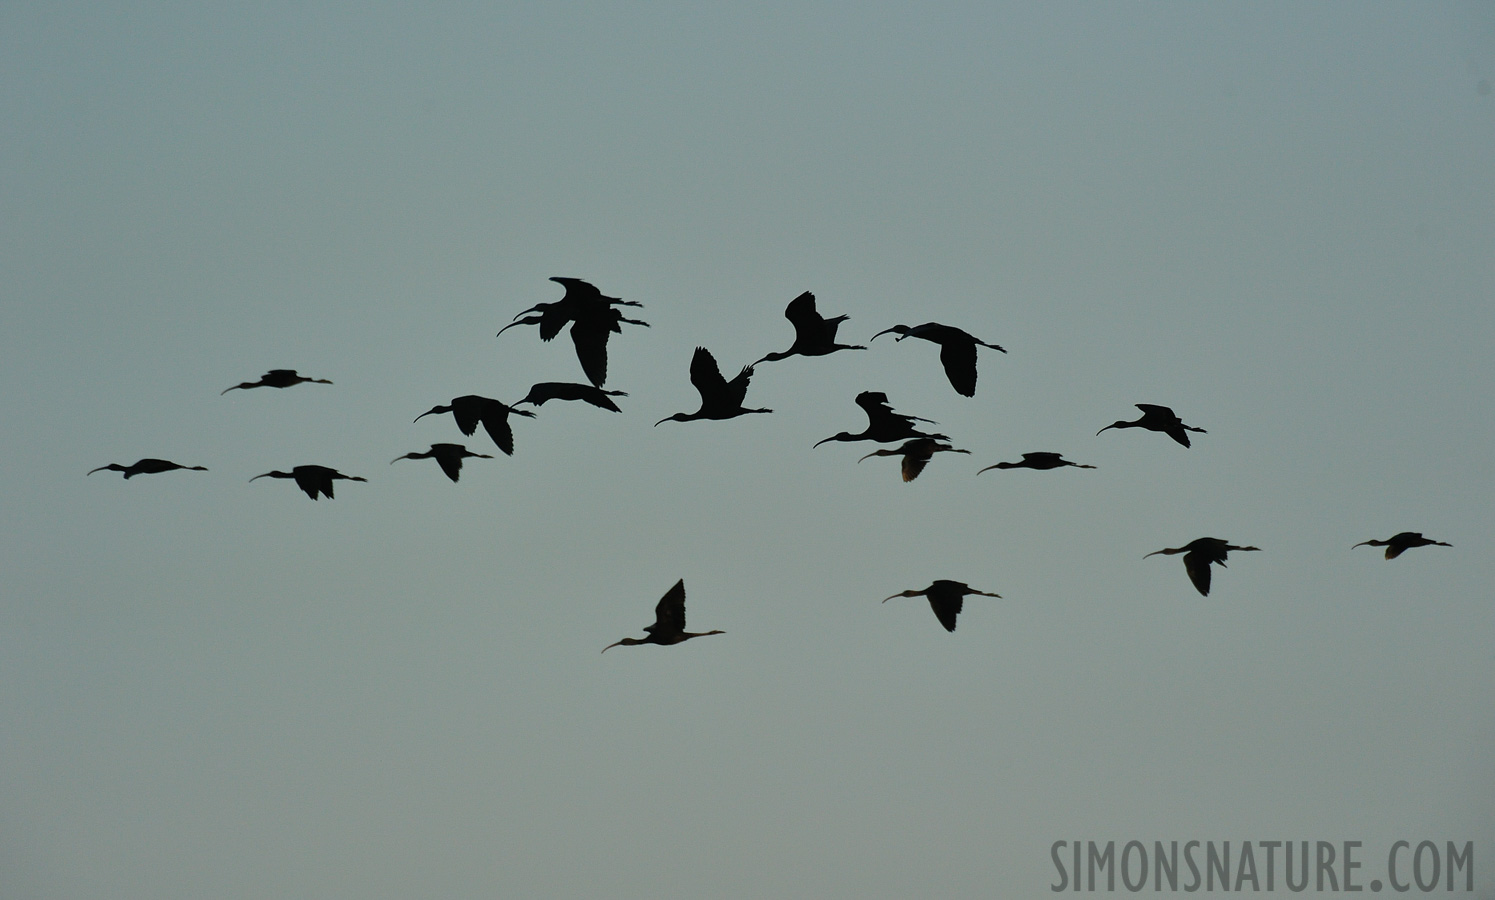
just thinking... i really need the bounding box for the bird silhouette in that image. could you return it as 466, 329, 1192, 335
869, 322, 1006, 397
882, 580, 1001, 632
513, 381, 627, 412
814, 391, 946, 447
221, 369, 332, 394
250, 465, 366, 500
87, 459, 208, 478
1353, 532, 1452, 559
858, 438, 970, 482
390, 443, 493, 482
655, 347, 772, 425
415, 395, 535, 456
1097, 404, 1206, 448
978, 452, 1096, 473
753, 291, 866, 365
602, 579, 724, 652
497, 277, 647, 387
1145, 537, 1259, 596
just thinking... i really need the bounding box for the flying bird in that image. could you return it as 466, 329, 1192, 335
415, 395, 535, 456
882, 580, 1001, 632
655, 347, 772, 425
754, 291, 866, 365
869, 322, 1006, 397
513, 381, 627, 412
250, 465, 366, 500
858, 438, 970, 482
221, 369, 332, 394
497, 277, 647, 386
814, 391, 946, 447
87, 459, 207, 478
390, 443, 493, 482
1145, 537, 1259, 596
1097, 404, 1206, 448
978, 452, 1096, 473
602, 579, 724, 652
1353, 532, 1452, 559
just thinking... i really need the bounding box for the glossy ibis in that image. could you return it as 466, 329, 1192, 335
1097, 404, 1206, 448
870, 322, 1005, 397
754, 291, 866, 365
513, 382, 627, 412
87, 459, 207, 478
602, 579, 724, 652
858, 438, 970, 482
250, 465, 366, 500
1145, 537, 1259, 596
1353, 532, 1452, 559
497, 277, 647, 386
978, 452, 1095, 473
882, 580, 1001, 632
390, 443, 493, 482
221, 369, 332, 394
814, 391, 946, 447
415, 395, 535, 456
655, 347, 772, 425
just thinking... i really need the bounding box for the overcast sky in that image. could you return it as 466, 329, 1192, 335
3, 3, 1493, 898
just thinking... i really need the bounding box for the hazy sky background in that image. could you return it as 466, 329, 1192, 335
3, 2, 1493, 897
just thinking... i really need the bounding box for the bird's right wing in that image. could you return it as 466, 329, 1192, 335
648, 579, 687, 635
688, 347, 728, 401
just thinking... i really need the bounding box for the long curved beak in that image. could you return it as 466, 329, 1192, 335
248, 473, 271, 482
85, 466, 107, 476
869, 327, 900, 341
1096, 424, 1115, 436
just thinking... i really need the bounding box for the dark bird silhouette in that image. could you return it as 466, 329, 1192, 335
1097, 404, 1206, 448
655, 347, 772, 425
87, 459, 207, 478
814, 391, 946, 447
250, 465, 366, 500
978, 452, 1096, 474
753, 291, 866, 365
858, 438, 970, 482
870, 322, 1006, 397
390, 443, 493, 482
221, 369, 332, 394
1353, 532, 1452, 559
602, 579, 724, 652
1145, 537, 1259, 596
415, 395, 535, 456
497, 277, 647, 387
513, 381, 627, 412
882, 580, 1001, 632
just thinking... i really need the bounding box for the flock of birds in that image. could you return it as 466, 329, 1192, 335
90, 277, 1453, 644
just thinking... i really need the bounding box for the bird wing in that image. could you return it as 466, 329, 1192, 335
551, 277, 604, 304
928, 594, 963, 632
783, 291, 826, 340
688, 347, 729, 402
1135, 404, 1174, 417
570, 321, 611, 387
1182, 552, 1212, 596
724, 364, 754, 407
449, 398, 482, 436
434, 450, 463, 482
477, 399, 517, 455
938, 340, 979, 397
901, 453, 930, 482
647, 579, 687, 636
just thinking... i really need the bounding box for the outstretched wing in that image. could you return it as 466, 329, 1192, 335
927, 594, 963, 632
647, 579, 687, 636
477, 398, 517, 455
783, 291, 826, 341
688, 347, 728, 403
1183, 552, 1212, 596
434, 451, 463, 482
570, 321, 611, 387
938, 340, 979, 397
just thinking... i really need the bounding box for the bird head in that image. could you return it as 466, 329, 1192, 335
413, 405, 449, 423
870, 325, 912, 341
813, 432, 854, 448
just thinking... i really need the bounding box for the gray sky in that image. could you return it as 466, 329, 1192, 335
3, 2, 1493, 897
